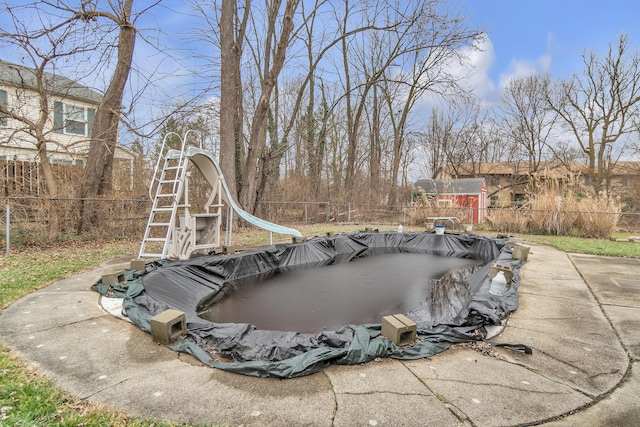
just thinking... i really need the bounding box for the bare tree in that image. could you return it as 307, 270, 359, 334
501, 73, 556, 171
72, 0, 162, 231
547, 33, 640, 195
340, 0, 482, 204
0, 2, 102, 237
219, 0, 250, 200
239, 0, 300, 214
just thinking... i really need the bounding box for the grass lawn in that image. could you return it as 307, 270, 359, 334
515, 233, 640, 258
0, 226, 638, 426
0, 239, 198, 427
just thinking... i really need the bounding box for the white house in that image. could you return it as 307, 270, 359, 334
0, 60, 135, 166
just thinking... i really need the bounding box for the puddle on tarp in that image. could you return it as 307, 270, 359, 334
198, 252, 482, 333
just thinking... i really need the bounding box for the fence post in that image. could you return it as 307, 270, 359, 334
304, 202, 308, 223
325, 202, 330, 222
348, 203, 351, 222
5, 204, 9, 256
121, 199, 125, 237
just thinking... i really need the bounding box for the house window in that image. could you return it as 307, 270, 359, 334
0, 89, 8, 126
54, 101, 95, 136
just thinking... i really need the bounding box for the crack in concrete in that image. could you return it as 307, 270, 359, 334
325, 371, 338, 427
401, 361, 476, 427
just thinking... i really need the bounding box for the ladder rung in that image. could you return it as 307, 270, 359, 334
159, 180, 178, 184
143, 238, 167, 242
156, 193, 176, 197
149, 222, 171, 226
152, 207, 174, 212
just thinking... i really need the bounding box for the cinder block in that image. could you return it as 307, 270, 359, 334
130, 259, 146, 271
512, 243, 531, 260
490, 263, 514, 284
381, 314, 417, 346
150, 309, 187, 345
102, 270, 126, 285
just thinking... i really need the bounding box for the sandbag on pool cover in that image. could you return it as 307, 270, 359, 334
94, 231, 526, 378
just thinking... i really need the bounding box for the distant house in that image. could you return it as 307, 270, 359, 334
437, 161, 640, 210
0, 60, 137, 193
414, 178, 487, 224
436, 162, 585, 207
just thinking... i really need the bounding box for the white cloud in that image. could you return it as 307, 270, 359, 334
415, 33, 499, 109
498, 53, 552, 92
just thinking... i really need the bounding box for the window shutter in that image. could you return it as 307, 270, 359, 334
54, 101, 64, 134
0, 89, 7, 126
87, 108, 95, 137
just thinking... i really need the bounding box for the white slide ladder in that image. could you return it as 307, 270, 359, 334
138, 133, 189, 259
138, 131, 302, 260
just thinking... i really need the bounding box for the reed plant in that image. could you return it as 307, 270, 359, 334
485, 207, 528, 233
487, 174, 621, 238
576, 194, 621, 239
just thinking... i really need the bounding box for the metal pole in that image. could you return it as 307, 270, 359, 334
121, 199, 125, 237
5, 204, 9, 256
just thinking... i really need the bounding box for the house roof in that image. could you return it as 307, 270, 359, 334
441, 160, 640, 179
0, 60, 102, 104
442, 161, 587, 178
414, 178, 485, 195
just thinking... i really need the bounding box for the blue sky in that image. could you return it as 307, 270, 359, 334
460, 0, 640, 102
3, 1, 640, 118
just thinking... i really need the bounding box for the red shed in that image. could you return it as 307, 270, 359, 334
414, 178, 487, 224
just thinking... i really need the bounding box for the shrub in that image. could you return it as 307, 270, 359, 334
576, 194, 621, 239
486, 207, 528, 233
486, 176, 620, 238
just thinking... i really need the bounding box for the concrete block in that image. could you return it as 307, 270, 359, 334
490, 263, 514, 284
150, 309, 187, 345
130, 259, 146, 271
102, 270, 126, 285
382, 314, 417, 346
512, 243, 531, 260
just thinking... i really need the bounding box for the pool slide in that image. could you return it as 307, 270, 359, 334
166, 146, 302, 238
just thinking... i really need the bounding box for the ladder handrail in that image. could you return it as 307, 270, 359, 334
184, 129, 204, 150
148, 131, 192, 200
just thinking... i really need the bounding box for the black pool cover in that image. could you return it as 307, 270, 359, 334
93, 231, 528, 378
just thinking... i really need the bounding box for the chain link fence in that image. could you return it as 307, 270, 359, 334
2, 196, 639, 255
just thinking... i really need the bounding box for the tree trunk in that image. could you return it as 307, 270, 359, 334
37, 142, 60, 239
220, 0, 246, 201
239, 0, 298, 214
78, 0, 136, 232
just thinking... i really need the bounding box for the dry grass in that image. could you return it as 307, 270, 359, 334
576, 196, 621, 239
488, 177, 621, 238
486, 208, 528, 233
